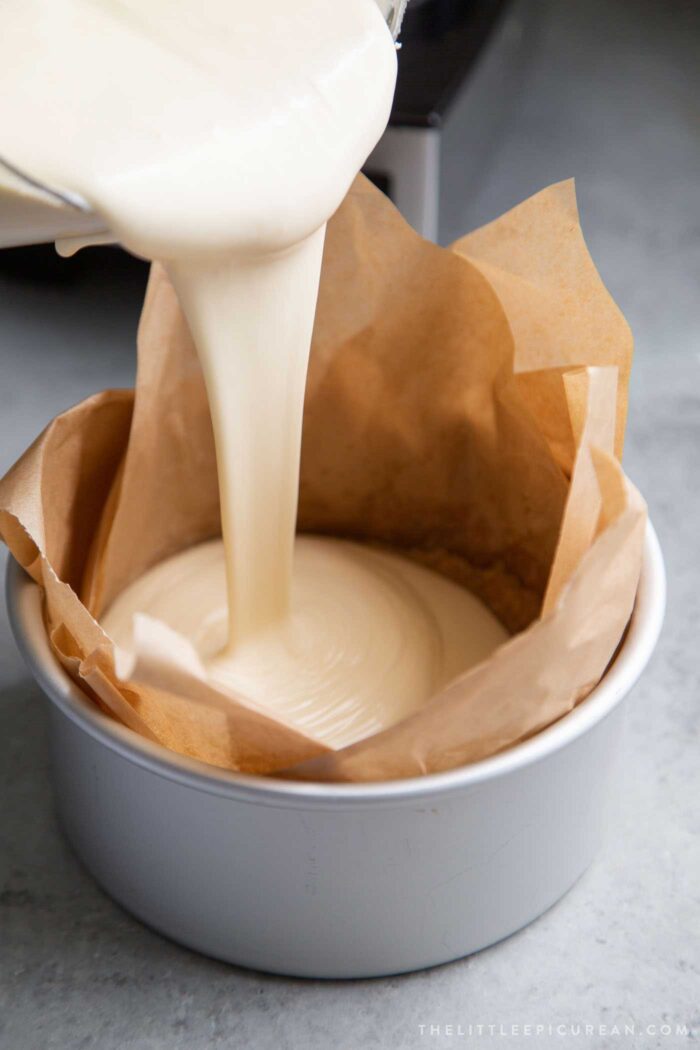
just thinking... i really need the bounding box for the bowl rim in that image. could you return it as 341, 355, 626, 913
5, 522, 665, 810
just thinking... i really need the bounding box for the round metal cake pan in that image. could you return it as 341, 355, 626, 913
6, 522, 665, 979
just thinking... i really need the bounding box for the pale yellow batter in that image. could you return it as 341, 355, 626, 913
1, 1, 508, 749
102, 537, 507, 749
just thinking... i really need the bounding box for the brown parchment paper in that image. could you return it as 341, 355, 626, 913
0, 176, 646, 781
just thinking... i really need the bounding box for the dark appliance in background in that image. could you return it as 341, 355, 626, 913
365, 0, 510, 240
0, 0, 510, 285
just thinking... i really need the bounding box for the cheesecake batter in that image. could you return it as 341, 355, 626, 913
1, 0, 508, 748
102, 537, 507, 749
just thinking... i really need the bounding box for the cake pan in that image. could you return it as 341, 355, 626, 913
6, 523, 665, 978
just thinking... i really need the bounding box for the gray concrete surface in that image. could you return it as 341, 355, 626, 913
1, 1, 698, 1047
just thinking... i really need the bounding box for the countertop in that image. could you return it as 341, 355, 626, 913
1, 1, 698, 1047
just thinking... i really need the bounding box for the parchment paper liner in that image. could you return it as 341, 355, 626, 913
0, 177, 645, 781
